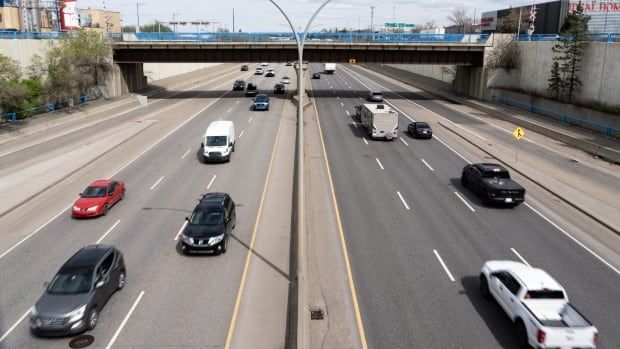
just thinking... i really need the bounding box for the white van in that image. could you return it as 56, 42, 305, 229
201, 120, 235, 162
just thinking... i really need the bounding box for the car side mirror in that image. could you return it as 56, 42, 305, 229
96, 280, 105, 288
79, 193, 83, 197
490, 272, 499, 278
201, 143, 204, 148
229, 142, 233, 147
226, 217, 231, 223
185, 216, 189, 221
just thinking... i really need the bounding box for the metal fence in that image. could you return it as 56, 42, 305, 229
516, 33, 620, 42
491, 95, 620, 138
0, 91, 102, 123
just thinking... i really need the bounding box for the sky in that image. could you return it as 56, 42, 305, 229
76, 0, 530, 31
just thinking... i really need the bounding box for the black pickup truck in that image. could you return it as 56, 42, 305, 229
461, 163, 525, 206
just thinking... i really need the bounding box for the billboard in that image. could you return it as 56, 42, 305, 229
480, 11, 498, 31
60, 0, 80, 30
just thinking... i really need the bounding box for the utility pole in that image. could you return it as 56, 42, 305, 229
136, 2, 145, 33
370, 5, 375, 32
232, 8, 235, 33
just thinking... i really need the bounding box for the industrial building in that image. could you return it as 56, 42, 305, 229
0, 0, 120, 34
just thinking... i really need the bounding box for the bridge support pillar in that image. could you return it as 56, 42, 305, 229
453, 66, 489, 100
106, 63, 148, 97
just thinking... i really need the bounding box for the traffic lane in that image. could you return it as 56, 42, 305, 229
312, 83, 512, 348
344, 64, 620, 203
93, 88, 283, 348
1, 81, 280, 346
0, 71, 251, 257
0, 77, 259, 342
0, 64, 247, 171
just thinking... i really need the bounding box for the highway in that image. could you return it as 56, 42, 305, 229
0, 63, 296, 348
0, 60, 618, 349
308, 63, 619, 348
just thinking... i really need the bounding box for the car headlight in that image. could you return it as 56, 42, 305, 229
67, 305, 86, 322
181, 234, 193, 244
208, 234, 225, 246
73, 205, 81, 211
86, 205, 99, 212
29, 305, 38, 317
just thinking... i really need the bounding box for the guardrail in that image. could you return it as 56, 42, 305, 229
491, 95, 620, 138
1, 92, 102, 123
516, 33, 620, 42
111, 32, 489, 43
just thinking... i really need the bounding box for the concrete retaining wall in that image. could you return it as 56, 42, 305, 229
385, 64, 455, 84
143, 63, 222, 82
0, 39, 48, 69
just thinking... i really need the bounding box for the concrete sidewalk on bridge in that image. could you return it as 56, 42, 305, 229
361, 64, 620, 235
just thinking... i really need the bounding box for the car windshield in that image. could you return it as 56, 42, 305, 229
483, 171, 510, 179
235, 80, 243, 84
247, 84, 256, 90
255, 95, 268, 102
82, 186, 106, 198
283, 76, 289, 79
372, 93, 382, 96
47, 267, 93, 294
416, 123, 430, 128
206, 136, 227, 146
189, 209, 224, 226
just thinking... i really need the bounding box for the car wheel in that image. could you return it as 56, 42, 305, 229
515, 320, 529, 349
461, 174, 468, 188
103, 205, 109, 216
87, 308, 99, 330
232, 143, 235, 152
480, 274, 490, 299
221, 236, 228, 254
117, 270, 126, 290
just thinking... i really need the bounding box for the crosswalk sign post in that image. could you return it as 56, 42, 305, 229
513, 127, 525, 162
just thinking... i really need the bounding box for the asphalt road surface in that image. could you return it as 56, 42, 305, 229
309, 63, 619, 349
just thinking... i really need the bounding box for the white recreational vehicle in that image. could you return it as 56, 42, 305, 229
355, 103, 399, 140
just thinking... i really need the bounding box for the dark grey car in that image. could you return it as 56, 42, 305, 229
30, 245, 126, 336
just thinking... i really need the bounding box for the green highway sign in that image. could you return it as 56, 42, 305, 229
385, 22, 415, 28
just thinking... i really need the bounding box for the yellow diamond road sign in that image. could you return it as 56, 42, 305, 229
513, 127, 525, 140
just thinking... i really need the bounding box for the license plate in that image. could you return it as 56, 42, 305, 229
505, 198, 513, 203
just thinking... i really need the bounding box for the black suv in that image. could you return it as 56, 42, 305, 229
30, 245, 126, 336
274, 83, 285, 94
245, 83, 258, 97
180, 193, 236, 255
233, 79, 246, 91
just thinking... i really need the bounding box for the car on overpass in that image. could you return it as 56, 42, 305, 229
461, 164, 525, 206
30, 245, 126, 336
72, 180, 125, 218
179, 193, 236, 255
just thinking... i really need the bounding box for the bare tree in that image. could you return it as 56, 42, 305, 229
486, 36, 521, 69
447, 8, 473, 33
497, 9, 530, 33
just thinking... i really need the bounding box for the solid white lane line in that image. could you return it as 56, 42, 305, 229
362, 138, 368, 145
524, 202, 620, 275
375, 158, 385, 170
207, 174, 217, 190
180, 148, 192, 159
359, 97, 363, 100
340, 102, 344, 107
434, 136, 472, 164
0, 309, 29, 343
433, 250, 456, 282
421, 159, 435, 172
96, 220, 121, 244
396, 191, 411, 210
454, 192, 476, 212
227, 107, 232, 113
150, 176, 164, 190
248, 117, 253, 123
239, 130, 245, 139
346, 110, 350, 116
0, 82, 235, 260
400, 138, 409, 146
174, 220, 188, 241
105, 291, 145, 349
0, 205, 70, 259
511, 248, 531, 267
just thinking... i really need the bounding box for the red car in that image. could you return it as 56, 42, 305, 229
72, 180, 125, 218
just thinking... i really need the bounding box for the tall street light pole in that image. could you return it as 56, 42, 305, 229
267, 1, 331, 348
136, 2, 145, 33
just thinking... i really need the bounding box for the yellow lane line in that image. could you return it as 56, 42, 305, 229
224, 101, 287, 349
311, 89, 369, 348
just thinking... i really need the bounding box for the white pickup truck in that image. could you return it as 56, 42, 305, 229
480, 261, 598, 349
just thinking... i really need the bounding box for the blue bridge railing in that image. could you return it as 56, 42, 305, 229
491, 95, 620, 138
516, 33, 620, 42
0, 91, 102, 123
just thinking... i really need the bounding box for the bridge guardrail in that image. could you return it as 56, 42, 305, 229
1, 91, 102, 123
491, 95, 620, 138
516, 33, 620, 42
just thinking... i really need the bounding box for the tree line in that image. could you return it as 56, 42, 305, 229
0, 30, 112, 118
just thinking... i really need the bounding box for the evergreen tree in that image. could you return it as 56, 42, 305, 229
551, 2, 590, 102
547, 61, 563, 100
